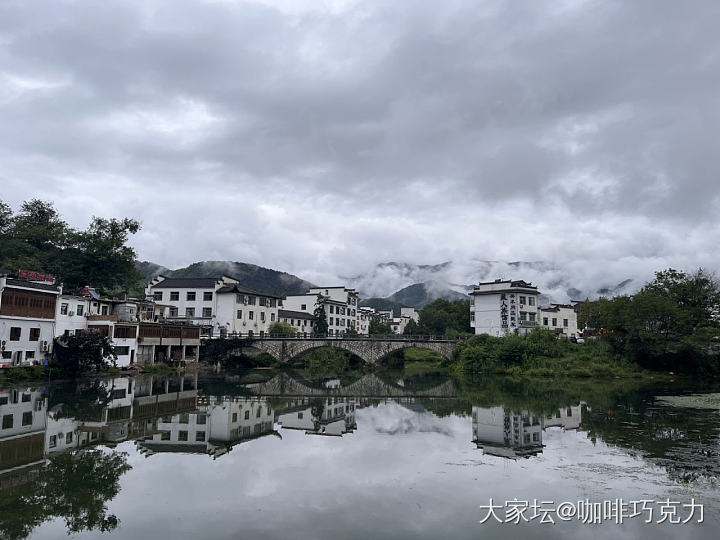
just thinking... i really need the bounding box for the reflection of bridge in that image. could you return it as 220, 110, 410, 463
246, 373, 457, 398
238, 337, 459, 364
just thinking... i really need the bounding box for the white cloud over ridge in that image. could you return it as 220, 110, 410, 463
1, 0, 718, 296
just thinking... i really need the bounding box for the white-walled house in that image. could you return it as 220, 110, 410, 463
55, 294, 91, 338
146, 276, 238, 331
146, 276, 281, 338
284, 286, 359, 336
278, 309, 314, 335
0, 275, 60, 367
469, 279, 541, 336
356, 307, 373, 335
214, 284, 282, 337
538, 303, 580, 338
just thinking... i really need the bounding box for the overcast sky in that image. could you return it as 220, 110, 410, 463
1, 0, 718, 286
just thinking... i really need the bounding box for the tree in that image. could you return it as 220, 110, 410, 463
403, 319, 421, 335
313, 295, 329, 336
268, 321, 296, 336
53, 332, 117, 374
369, 315, 393, 336
418, 299, 472, 335
344, 327, 359, 336
0, 199, 142, 294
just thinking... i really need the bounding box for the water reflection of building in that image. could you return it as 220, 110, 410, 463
0, 387, 47, 474
543, 404, 584, 431
136, 395, 277, 459
277, 397, 357, 437
472, 403, 586, 459
472, 406, 543, 459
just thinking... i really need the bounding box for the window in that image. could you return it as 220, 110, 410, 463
0, 397, 7, 405
301, 304, 306, 311
1, 351, 10, 359
329, 305, 334, 314
202, 307, 212, 318
543, 317, 548, 325
28, 328, 40, 341
49, 435, 57, 448
269, 298, 276, 307
244, 410, 250, 420
529, 313, 536, 322
76, 305, 84, 316
197, 414, 207, 425
66, 432, 73, 444
232, 412, 238, 422
2, 414, 13, 429
237, 310, 242, 319
470, 312, 475, 321
563, 319, 568, 327
186, 307, 195, 317
519, 295, 526, 305
21, 393, 31, 402
196, 431, 206, 441
115, 346, 130, 356
186, 292, 196, 301
10, 327, 21, 341
260, 312, 265, 323
248, 296, 256, 305
270, 313, 275, 322
203, 292, 213, 301
298, 412, 303, 419
26, 351, 35, 359
179, 414, 189, 424
161, 431, 171, 440
256, 407, 261, 418
552, 318, 557, 326
259, 297, 267, 307
249, 311, 254, 320
61, 303, 69, 315
170, 291, 179, 301
168, 307, 178, 317
529, 297, 535, 306
101, 305, 109, 315
178, 430, 188, 441
153, 292, 163, 301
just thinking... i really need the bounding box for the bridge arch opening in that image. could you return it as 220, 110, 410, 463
375, 344, 451, 369
290, 345, 365, 373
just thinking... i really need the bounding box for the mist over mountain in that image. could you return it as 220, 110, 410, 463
135, 260, 314, 295
346, 260, 643, 304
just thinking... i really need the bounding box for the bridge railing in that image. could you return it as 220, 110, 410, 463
204, 331, 463, 342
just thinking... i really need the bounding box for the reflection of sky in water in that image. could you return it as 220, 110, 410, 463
27, 401, 717, 540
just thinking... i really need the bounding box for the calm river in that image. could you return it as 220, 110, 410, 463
1, 371, 718, 539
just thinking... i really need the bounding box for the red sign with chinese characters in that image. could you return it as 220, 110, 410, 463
18, 269, 55, 283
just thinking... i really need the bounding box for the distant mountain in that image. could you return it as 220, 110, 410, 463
347, 260, 639, 303
388, 282, 468, 308
135, 260, 314, 296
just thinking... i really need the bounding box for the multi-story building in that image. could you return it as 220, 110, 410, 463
278, 309, 315, 335
356, 307, 373, 335
538, 303, 580, 338
284, 286, 359, 336
277, 397, 357, 437
214, 283, 283, 337
146, 276, 281, 337
0, 274, 60, 367
469, 279, 540, 336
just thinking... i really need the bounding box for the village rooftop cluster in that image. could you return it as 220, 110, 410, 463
0, 271, 580, 369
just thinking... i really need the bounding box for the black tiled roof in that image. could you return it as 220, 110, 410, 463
5, 278, 61, 292
151, 277, 222, 289
278, 309, 314, 320
216, 283, 284, 299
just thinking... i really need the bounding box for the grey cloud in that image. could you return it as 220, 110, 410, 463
1, 0, 719, 282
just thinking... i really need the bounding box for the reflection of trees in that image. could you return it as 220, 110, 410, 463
0, 450, 131, 540
48, 379, 113, 422
582, 402, 720, 484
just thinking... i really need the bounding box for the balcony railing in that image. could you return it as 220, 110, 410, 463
519, 320, 537, 327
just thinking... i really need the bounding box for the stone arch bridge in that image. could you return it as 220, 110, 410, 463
232, 337, 459, 365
